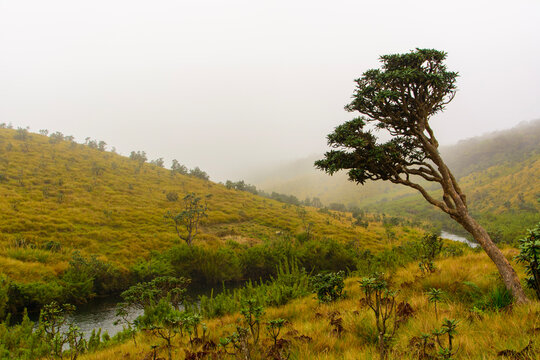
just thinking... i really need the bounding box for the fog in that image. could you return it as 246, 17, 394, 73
1, 0, 539, 181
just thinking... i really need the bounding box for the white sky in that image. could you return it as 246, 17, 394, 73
1, 0, 539, 181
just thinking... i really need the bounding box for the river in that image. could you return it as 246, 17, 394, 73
58, 231, 477, 339
440, 230, 479, 248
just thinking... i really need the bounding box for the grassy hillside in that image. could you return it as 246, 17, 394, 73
252, 119, 540, 242
0, 127, 421, 289
78, 248, 539, 360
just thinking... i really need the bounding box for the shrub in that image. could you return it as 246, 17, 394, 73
311, 271, 345, 303
418, 233, 443, 274
359, 273, 398, 360
514, 221, 540, 299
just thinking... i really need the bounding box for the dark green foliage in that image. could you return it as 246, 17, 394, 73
38, 302, 76, 358
432, 319, 459, 360
119, 276, 190, 310
316, 49, 458, 186
311, 271, 345, 303
515, 222, 540, 299
164, 193, 210, 246
150, 157, 164, 167
134, 299, 183, 360
359, 273, 398, 360
61, 251, 123, 301
240, 299, 264, 344
427, 288, 444, 320
474, 285, 513, 311
266, 318, 285, 346
199, 259, 310, 318
418, 233, 444, 274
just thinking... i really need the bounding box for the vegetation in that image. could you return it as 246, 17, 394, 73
165, 193, 210, 246
42, 247, 536, 360
515, 221, 540, 299
253, 119, 540, 244
315, 48, 527, 302
0, 127, 423, 313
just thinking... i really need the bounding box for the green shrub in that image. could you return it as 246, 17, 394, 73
311, 271, 345, 303
514, 221, 540, 299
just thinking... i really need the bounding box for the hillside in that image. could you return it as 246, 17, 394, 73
251, 119, 540, 242
0, 127, 422, 299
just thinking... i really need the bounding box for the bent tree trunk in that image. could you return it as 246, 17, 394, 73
457, 213, 528, 304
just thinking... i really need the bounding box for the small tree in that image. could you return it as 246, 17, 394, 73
418, 233, 444, 274
38, 302, 76, 358
240, 299, 264, 345
165, 193, 210, 246
296, 207, 314, 241
515, 222, 540, 299
151, 158, 165, 168
135, 299, 183, 360
359, 274, 398, 360
427, 288, 444, 321
171, 159, 188, 175
189, 166, 210, 180
315, 48, 528, 303
432, 319, 459, 360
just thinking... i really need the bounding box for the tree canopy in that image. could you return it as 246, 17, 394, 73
316, 48, 528, 303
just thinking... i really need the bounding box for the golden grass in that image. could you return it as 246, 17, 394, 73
0, 128, 423, 284
80, 250, 540, 360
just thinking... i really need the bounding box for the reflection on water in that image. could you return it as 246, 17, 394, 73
55, 283, 235, 339
441, 230, 479, 248
62, 296, 143, 339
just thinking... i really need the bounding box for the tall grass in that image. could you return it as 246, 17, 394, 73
198, 258, 310, 318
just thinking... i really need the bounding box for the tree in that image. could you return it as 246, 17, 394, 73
171, 159, 188, 175
515, 222, 540, 299
315, 48, 528, 303
359, 274, 398, 360
165, 193, 210, 246
189, 166, 209, 180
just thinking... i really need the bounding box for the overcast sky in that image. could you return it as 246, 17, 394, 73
1, 0, 539, 181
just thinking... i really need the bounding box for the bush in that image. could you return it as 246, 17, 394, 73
514, 222, 540, 299
311, 271, 345, 303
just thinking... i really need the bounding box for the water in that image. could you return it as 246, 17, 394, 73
62, 296, 143, 338
440, 230, 479, 248
48, 232, 478, 339
51, 283, 235, 340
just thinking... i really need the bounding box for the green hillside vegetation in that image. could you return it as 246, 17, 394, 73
252, 119, 540, 242
0, 126, 423, 312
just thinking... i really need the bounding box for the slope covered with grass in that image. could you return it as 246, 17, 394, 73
0, 127, 422, 302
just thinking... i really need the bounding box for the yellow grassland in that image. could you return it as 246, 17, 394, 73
0, 128, 422, 283
79, 249, 539, 360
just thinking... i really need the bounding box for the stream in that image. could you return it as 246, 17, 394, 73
440, 230, 479, 248
50, 231, 477, 339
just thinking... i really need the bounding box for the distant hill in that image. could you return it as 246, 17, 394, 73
0, 127, 421, 285
251, 119, 540, 242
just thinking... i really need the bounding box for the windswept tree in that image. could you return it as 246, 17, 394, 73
165, 193, 211, 246
315, 49, 528, 303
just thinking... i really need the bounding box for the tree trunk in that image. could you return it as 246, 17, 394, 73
458, 214, 528, 304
